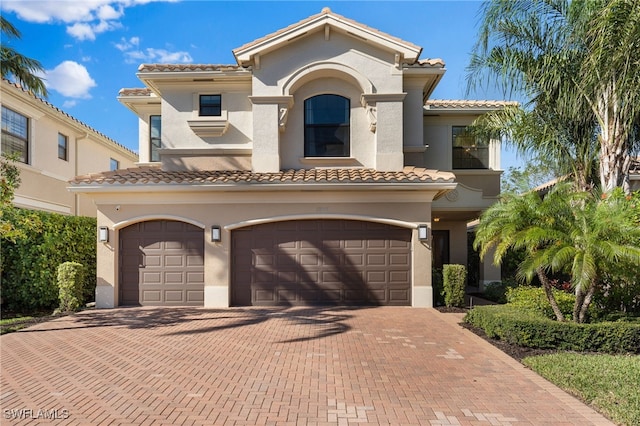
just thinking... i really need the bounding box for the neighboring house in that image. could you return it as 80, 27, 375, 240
1, 79, 138, 216
70, 8, 509, 308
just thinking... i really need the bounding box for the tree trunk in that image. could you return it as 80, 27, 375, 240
537, 268, 565, 322
596, 85, 631, 193
573, 286, 585, 322
578, 282, 597, 323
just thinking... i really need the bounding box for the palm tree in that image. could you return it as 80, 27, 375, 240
468, 0, 640, 193
0, 16, 48, 97
475, 184, 640, 322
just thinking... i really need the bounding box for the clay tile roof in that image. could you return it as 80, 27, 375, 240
137, 64, 246, 73
2, 79, 137, 158
407, 58, 446, 68
118, 88, 153, 97
69, 167, 455, 186
425, 99, 519, 109
233, 7, 421, 58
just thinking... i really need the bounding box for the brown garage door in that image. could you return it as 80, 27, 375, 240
231, 220, 411, 306
119, 220, 204, 306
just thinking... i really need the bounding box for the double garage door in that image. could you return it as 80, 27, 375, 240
119, 219, 411, 306
231, 220, 411, 306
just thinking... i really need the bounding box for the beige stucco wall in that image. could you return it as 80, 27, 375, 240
89, 187, 439, 308
157, 82, 253, 149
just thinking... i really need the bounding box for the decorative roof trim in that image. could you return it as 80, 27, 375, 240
425, 99, 519, 110
233, 7, 422, 66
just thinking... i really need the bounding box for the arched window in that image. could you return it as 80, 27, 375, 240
304, 94, 350, 157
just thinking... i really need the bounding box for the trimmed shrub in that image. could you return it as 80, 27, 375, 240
464, 305, 640, 353
1, 208, 96, 312
443, 264, 466, 308
57, 262, 86, 312
482, 280, 518, 304
506, 286, 576, 319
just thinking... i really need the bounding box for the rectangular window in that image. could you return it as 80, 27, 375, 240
452, 126, 489, 169
150, 115, 161, 162
199, 95, 221, 116
58, 133, 68, 161
110, 158, 119, 171
1, 106, 29, 163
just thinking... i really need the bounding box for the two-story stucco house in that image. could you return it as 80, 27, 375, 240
1, 79, 138, 216
70, 8, 509, 308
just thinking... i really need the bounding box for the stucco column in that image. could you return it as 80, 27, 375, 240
479, 245, 501, 291
249, 96, 293, 172
361, 93, 406, 172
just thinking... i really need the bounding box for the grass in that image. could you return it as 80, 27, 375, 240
523, 353, 640, 426
0, 315, 35, 334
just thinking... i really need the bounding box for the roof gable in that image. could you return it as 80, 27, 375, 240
233, 7, 422, 67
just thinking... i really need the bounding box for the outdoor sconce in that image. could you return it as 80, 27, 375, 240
418, 224, 428, 241
211, 226, 221, 242
98, 226, 109, 243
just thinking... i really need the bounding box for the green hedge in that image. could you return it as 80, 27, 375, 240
57, 262, 86, 313
464, 305, 640, 353
1, 208, 96, 312
443, 264, 466, 308
506, 286, 577, 319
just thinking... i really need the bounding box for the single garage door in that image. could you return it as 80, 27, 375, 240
119, 220, 204, 306
231, 220, 411, 306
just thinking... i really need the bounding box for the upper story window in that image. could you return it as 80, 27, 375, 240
304, 94, 350, 157
58, 133, 68, 161
150, 115, 161, 162
199, 95, 221, 116
452, 126, 489, 169
1, 106, 29, 163
110, 158, 119, 171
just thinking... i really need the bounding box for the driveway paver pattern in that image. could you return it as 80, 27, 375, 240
1, 307, 613, 425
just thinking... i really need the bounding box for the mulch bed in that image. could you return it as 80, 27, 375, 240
434, 306, 557, 361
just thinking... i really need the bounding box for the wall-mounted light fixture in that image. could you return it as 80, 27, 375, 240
98, 226, 109, 243
211, 225, 221, 242
418, 224, 428, 241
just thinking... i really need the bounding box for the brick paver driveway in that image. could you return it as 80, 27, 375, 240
1, 307, 612, 425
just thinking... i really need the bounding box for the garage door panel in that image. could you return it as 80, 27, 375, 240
119, 220, 204, 306
390, 254, 410, 266
186, 290, 204, 303
142, 290, 161, 302
165, 255, 184, 267
231, 220, 411, 306
164, 290, 184, 303
142, 272, 161, 283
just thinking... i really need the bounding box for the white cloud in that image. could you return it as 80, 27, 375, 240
1, 0, 177, 40
43, 61, 97, 99
123, 47, 192, 64
63, 100, 78, 109
114, 36, 140, 52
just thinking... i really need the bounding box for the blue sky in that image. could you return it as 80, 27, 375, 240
1, 0, 523, 170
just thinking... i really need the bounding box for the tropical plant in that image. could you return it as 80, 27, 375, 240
474, 184, 640, 323
0, 153, 26, 242
468, 0, 640, 193
0, 16, 48, 97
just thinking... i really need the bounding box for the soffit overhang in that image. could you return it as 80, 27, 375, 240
233, 8, 423, 67
135, 65, 252, 95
